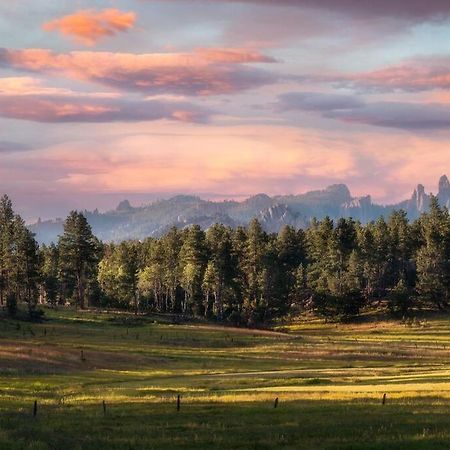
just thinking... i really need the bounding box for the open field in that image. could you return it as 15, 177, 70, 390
2, 309, 450, 449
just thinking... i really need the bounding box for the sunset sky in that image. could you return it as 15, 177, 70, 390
1, 1, 450, 220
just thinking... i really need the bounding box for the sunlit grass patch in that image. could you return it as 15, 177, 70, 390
3, 307, 450, 448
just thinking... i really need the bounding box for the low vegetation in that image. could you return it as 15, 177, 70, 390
2, 307, 450, 449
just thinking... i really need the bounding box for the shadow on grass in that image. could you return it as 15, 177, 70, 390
1, 398, 450, 449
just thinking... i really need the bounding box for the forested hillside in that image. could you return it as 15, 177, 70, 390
3, 192, 450, 325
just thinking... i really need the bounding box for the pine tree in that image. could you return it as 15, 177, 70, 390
388, 279, 412, 316
13, 217, 40, 314
58, 211, 100, 309
0, 196, 40, 316
0, 195, 15, 306
387, 210, 414, 287
277, 226, 306, 309
242, 219, 268, 323
161, 228, 182, 312
205, 224, 234, 319
179, 225, 207, 315
40, 244, 60, 306
202, 261, 220, 318
416, 196, 450, 308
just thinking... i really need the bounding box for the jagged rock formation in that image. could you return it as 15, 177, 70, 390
340, 195, 387, 223
408, 184, 429, 215
439, 175, 450, 208
258, 204, 306, 233
29, 175, 449, 244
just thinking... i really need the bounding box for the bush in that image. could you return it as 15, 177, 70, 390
311, 291, 364, 322
28, 307, 45, 322
6, 293, 17, 317
388, 280, 412, 316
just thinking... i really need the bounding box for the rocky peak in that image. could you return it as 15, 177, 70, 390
342, 195, 372, 209
411, 184, 428, 213
438, 175, 450, 208
258, 204, 304, 233
242, 193, 274, 212
325, 184, 352, 202
116, 200, 133, 212
340, 195, 374, 222
261, 204, 291, 221
439, 175, 450, 195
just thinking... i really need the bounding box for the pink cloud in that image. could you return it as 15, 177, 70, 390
0, 77, 210, 123
0, 96, 210, 124
0, 48, 277, 96
338, 57, 450, 93
43, 9, 136, 46
9, 123, 450, 206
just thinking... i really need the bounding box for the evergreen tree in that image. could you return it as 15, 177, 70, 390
202, 261, 220, 318
242, 219, 268, 323
205, 224, 234, 319
58, 211, 100, 309
277, 226, 306, 310
0, 195, 15, 306
416, 197, 450, 308
0, 195, 39, 316
388, 279, 412, 316
179, 225, 207, 315
387, 210, 414, 287
161, 228, 182, 312
13, 217, 40, 314
40, 244, 60, 306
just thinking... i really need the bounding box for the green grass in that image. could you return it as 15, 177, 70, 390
2, 307, 450, 449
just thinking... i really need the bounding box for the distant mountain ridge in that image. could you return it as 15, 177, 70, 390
29, 175, 450, 244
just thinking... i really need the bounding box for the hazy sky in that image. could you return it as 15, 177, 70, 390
1, 0, 450, 220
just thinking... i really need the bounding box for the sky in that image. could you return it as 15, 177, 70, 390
1, 0, 450, 221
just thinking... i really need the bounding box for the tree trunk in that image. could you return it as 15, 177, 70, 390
77, 272, 85, 309
204, 291, 210, 318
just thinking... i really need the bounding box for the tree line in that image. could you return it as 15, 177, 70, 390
1, 194, 450, 324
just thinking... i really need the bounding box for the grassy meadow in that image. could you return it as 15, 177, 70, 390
2, 309, 450, 449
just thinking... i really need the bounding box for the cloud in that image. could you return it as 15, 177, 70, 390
0, 78, 211, 123
0, 95, 210, 124
278, 92, 365, 111
7, 123, 450, 212
0, 76, 119, 98
333, 57, 450, 93
0, 48, 277, 96
43, 9, 136, 46
327, 102, 450, 130
0, 141, 31, 153
278, 91, 450, 130
150, 1, 450, 21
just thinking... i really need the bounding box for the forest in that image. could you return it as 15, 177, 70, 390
1, 193, 449, 324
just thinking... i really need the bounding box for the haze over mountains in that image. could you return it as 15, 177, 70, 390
30, 175, 450, 244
